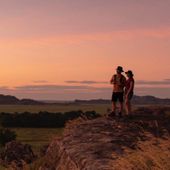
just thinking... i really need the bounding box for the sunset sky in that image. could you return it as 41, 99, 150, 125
0, 0, 170, 100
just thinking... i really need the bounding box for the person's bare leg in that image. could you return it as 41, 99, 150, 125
125, 100, 132, 115
112, 102, 116, 113
120, 102, 123, 113
128, 102, 132, 114
125, 99, 128, 114
119, 102, 123, 116
108, 102, 116, 117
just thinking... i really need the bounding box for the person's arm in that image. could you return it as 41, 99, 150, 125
123, 76, 126, 87
110, 75, 114, 84
126, 80, 134, 96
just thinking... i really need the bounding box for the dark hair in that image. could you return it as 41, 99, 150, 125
125, 70, 134, 77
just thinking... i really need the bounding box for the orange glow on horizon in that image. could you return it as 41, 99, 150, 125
0, 1, 169, 99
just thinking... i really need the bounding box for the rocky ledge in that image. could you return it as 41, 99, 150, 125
40, 108, 170, 170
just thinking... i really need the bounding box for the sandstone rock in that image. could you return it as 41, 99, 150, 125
0, 141, 36, 169
40, 113, 170, 170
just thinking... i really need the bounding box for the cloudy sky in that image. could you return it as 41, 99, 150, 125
0, 0, 170, 100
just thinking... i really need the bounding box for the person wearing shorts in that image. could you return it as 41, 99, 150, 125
110, 66, 126, 117
125, 70, 135, 115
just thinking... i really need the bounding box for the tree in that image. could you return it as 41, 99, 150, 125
0, 128, 16, 146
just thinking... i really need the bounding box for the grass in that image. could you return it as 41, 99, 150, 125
0, 127, 63, 169
0, 103, 111, 157
0, 167, 6, 170
10, 128, 63, 153
0, 103, 110, 153
0, 104, 170, 169
113, 138, 170, 170
1, 104, 169, 153
0, 104, 169, 114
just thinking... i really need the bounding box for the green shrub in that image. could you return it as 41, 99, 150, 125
0, 128, 16, 146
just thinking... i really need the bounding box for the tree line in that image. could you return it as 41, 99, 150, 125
0, 111, 100, 128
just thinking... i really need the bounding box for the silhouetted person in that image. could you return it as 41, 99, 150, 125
125, 70, 135, 115
109, 66, 126, 117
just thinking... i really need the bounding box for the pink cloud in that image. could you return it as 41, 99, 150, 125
1, 27, 170, 47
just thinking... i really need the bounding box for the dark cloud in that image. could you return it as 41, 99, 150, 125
15, 85, 94, 91
65, 80, 108, 84
136, 79, 170, 85
0, 84, 170, 100
135, 87, 170, 98
13, 85, 170, 99
66, 79, 170, 85
0, 84, 111, 100
33, 80, 49, 84
0, 86, 10, 90
164, 79, 170, 81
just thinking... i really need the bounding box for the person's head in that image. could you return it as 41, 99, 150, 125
116, 66, 124, 74
125, 70, 134, 78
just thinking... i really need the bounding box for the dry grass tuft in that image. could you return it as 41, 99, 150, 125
113, 137, 170, 170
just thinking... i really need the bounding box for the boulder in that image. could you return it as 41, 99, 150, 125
0, 141, 36, 168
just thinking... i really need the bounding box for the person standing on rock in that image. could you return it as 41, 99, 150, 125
125, 70, 135, 115
109, 66, 126, 117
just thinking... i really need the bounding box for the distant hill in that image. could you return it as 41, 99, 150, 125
0, 94, 44, 105
74, 95, 170, 105
0, 94, 19, 104
0, 94, 169, 105
20, 99, 44, 105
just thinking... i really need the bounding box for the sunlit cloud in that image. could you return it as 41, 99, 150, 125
1, 27, 170, 47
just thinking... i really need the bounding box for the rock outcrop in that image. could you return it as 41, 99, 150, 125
40, 109, 170, 170
0, 141, 36, 169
